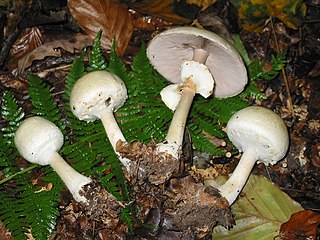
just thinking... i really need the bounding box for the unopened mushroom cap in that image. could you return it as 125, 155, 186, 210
226, 106, 289, 165
147, 27, 247, 98
70, 71, 127, 121
14, 116, 64, 165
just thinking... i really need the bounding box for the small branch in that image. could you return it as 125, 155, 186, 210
269, 17, 295, 117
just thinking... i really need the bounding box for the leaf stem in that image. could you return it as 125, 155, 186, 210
0, 164, 38, 185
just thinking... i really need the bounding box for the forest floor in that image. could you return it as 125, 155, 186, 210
0, 0, 319, 239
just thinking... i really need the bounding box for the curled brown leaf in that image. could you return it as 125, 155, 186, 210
68, 0, 134, 56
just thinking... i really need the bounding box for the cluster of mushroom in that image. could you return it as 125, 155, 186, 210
13, 26, 290, 236
146, 27, 289, 206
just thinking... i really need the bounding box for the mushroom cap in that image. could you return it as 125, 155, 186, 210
180, 61, 214, 98
70, 71, 127, 122
160, 84, 181, 111
147, 27, 247, 98
226, 106, 289, 165
14, 116, 64, 166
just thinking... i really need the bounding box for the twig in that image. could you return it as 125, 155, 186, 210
269, 17, 295, 117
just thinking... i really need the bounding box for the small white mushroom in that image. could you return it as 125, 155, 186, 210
217, 106, 289, 205
147, 27, 247, 158
70, 70, 130, 169
14, 116, 91, 203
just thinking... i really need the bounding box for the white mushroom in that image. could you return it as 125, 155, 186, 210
217, 106, 289, 205
70, 70, 131, 169
147, 27, 248, 158
14, 116, 91, 203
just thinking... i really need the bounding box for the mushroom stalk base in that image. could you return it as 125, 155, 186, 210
217, 148, 257, 205
160, 85, 195, 157
50, 152, 91, 203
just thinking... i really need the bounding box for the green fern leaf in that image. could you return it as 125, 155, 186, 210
28, 74, 63, 129
108, 41, 133, 82
1, 91, 25, 144
64, 50, 86, 100
88, 29, 107, 71
249, 53, 285, 81
118, 43, 171, 143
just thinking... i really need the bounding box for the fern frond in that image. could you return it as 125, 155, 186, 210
64, 50, 86, 100
16, 182, 60, 239
118, 43, 171, 142
88, 29, 107, 71
0, 92, 60, 240
28, 74, 63, 129
108, 41, 133, 82
192, 96, 249, 124
1, 91, 25, 144
190, 130, 224, 155
0, 133, 19, 177
249, 52, 285, 81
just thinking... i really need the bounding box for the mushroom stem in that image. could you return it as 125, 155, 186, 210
166, 85, 195, 146
159, 82, 195, 157
50, 152, 91, 203
193, 48, 209, 64
99, 108, 126, 150
217, 148, 257, 205
99, 108, 132, 170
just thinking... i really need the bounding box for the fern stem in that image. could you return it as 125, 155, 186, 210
0, 164, 38, 185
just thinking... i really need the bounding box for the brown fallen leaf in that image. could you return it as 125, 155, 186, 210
7, 27, 44, 72
17, 34, 92, 74
129, 0, 193, 24
68, 0, 133, 56
279, 210, 320, 240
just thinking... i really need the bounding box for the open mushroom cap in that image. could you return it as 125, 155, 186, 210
226, 106, 289, 165
70, 71, 127, 121
147, 27, 247, 98
14, 116, 64, 165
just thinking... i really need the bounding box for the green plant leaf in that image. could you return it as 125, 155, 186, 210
211, 174, 303, 240
1, 91, 25, 145
88, 29, 107, 71
28, 74, 64, 130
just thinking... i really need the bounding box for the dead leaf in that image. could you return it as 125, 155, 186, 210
267, 0, 306, 30
7, 27, 44, 71
129, 0, 193, 24
68, 0, 134, 56
186, 0, 217, 10
131, 12, 173, 31
279, 210, 320, 240
17, 34, 92, 74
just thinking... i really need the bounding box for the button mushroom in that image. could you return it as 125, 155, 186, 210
70, 70, 131, 169
14, 116, 121, 227
217, 106, 289, 205
14, 116, 92, 203
147, 27, 247, 158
